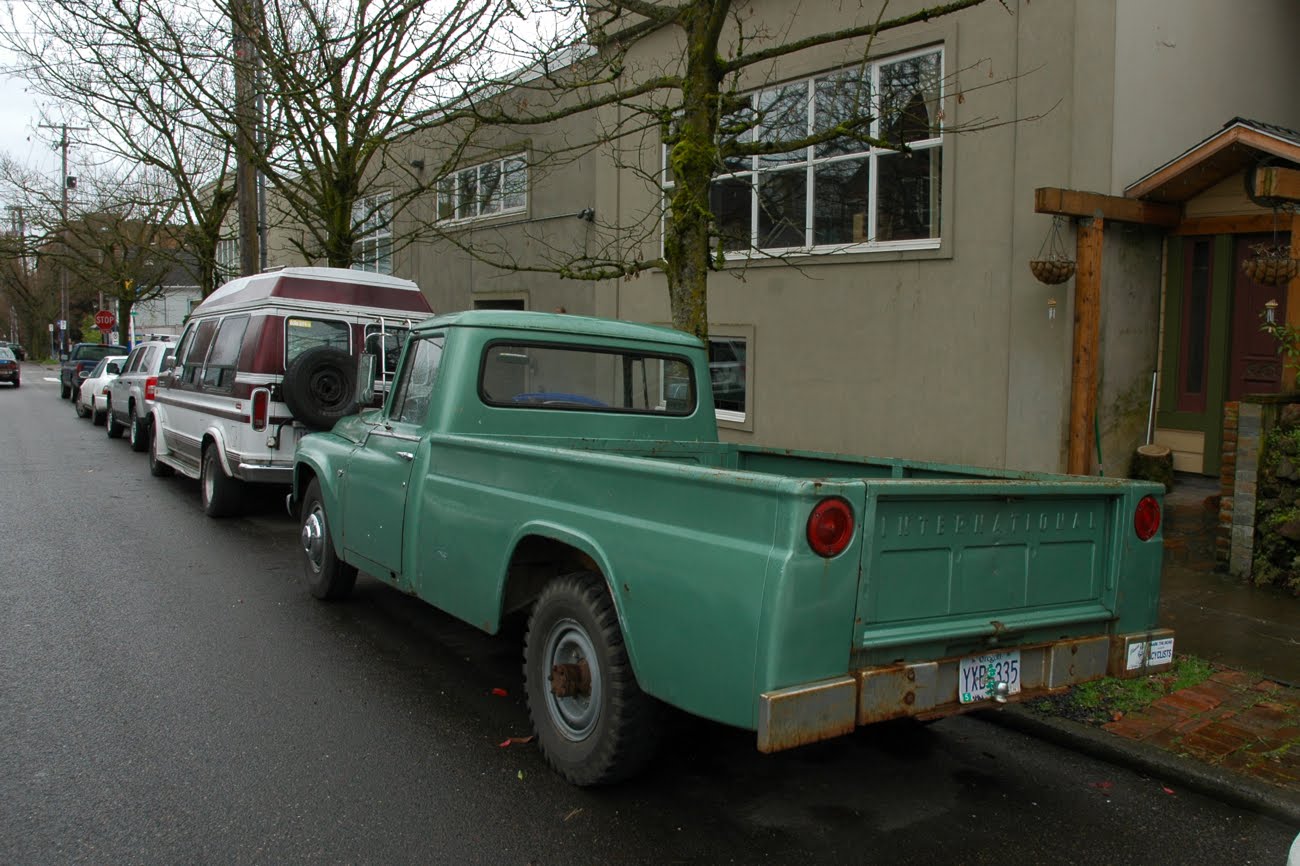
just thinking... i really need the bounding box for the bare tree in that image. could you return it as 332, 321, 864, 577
430, 0, 1011, 338
2, 1, 240, 296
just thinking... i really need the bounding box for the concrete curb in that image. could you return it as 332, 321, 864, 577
974, 706, 1300, 825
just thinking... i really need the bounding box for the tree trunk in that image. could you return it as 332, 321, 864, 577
1128, 443, 1174, 491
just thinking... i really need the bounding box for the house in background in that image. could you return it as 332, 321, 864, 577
253, 0, 1300, 477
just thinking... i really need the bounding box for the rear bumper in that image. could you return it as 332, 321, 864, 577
756, 629, 1174, 753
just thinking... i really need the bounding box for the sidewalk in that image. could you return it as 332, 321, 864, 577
992, 473, 1300, 822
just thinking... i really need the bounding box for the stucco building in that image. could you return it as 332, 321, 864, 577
260, 0, 1300, 476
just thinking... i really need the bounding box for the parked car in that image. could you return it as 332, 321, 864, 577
149, 267, 432, 516
0, 347, 18, 387
74, 356, 127, 424
105, 338, 178, 449
290, 310, 1173, 785
60, 342, 129, 399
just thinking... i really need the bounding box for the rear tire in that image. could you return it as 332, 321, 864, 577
282, 346, 358, 430
74, 394, 89, 418
105, 400, 125, 438
60, 381, 70, 399
200, 445, 242, 517
298, 478, 357, 600
129, 407, 149, 452
148, 421, 174, 478
523, 572, 660, 786
91, 404, 105, 425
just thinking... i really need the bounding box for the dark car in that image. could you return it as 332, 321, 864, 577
60, 342, 128, 399
0, 347, 19, 387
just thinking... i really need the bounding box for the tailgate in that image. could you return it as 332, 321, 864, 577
855, 482, 1124, 663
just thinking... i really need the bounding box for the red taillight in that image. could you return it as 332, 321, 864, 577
1134, 495, 1161, 541
144, 376, 157, 401
251, 388, 269, 432
807, 497, 855, 558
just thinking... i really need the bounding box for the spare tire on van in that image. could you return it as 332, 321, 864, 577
283, 346, 359, 430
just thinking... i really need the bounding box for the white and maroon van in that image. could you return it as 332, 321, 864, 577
148, 267, 432, 517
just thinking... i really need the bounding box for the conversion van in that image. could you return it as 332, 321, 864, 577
148, 267, 432, 517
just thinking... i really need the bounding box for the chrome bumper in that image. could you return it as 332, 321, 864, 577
756, 629, 1175, 753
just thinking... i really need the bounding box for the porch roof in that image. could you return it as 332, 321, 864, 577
1125, 117, 1300, 204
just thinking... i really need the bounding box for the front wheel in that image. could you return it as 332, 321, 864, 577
299, 478, 356, 600
200, 445, 242, 517
523, 572, 659, 786
148, 421, 174, 478
129, 407, 149, 452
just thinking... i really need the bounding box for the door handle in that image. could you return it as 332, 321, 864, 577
396, 451, 415, 461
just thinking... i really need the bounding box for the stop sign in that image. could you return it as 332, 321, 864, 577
95, 310, 116, 332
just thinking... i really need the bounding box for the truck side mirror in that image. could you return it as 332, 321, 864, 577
356, 353, 376, 407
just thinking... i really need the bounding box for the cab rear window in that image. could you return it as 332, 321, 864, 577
479, 341, 696, 415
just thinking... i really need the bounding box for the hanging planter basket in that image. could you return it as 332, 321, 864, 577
1030, 258, 1076, 285
1242, 243, 1300, 286
1030, 216, 1076, 285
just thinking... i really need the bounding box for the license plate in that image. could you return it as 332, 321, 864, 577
958, 650, 1022, 704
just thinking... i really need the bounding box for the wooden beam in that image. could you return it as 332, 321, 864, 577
1286, 211, 1300, 392
1254, 166, 1300, 202
1035, 187, 1181, 227
1068, 217, 1104, 475
1171, 214, 1279, 236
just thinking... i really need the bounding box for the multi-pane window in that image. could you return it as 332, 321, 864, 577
664, 46, 943, 254
352, 194, 393, 275
437, 154, 527, 222
215, 238, 239, 285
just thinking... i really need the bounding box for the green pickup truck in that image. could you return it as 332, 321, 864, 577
290, 310, 1173, 785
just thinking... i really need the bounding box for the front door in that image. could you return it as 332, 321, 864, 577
1228, 233, 1290, 400
341, 334, 444, 577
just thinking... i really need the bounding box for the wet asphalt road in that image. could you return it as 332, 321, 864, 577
1, 365, 1296, 865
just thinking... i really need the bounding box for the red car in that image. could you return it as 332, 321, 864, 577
0, 347, 19, 387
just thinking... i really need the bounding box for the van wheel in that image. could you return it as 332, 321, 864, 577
201, 445, 242, 517
282, 346, 358, 430
129, 407, 149, 452
148, 421, 174, 478
299, 478, 357, 600
105, 401, 125, 438
523, 572, 660, 786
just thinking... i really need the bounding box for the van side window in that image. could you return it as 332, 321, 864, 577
286, 318, 349, 364
173, 325, 196, 373
389, 335, 444, 425
203, 315, 250, 390
183, 320, 219, 386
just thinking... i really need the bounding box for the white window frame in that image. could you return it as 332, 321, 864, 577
662, 45, 944, 258
352, 193, 393, 275
437, 153, 528, 223
215, 238, 239, 284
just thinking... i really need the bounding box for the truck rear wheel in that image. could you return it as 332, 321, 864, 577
523, 572, 659, 786
200, 445, 242, 517
298, 478, 356, 600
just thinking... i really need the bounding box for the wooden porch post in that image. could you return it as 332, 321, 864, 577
1068, 216, 1104, 475
1287, 210, 1300, 392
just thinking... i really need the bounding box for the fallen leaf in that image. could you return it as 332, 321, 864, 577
1089, 781, 1114, 794
491, 687, 509, 697
1111, 711, 1124, 722
498, 735, 536, 748
1162, 786, 1175, 795
564, 808, 584, 822
517, 770, 525, 781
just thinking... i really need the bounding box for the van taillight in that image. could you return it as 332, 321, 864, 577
251, 388, 270, 432
1134, 495, 1161, 541
807, 497, 855, 558
144, 376, 157, 401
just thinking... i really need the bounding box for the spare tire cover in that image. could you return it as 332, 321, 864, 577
282, 346, 359, 430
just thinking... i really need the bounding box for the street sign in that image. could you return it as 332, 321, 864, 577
95, 310, 116, 333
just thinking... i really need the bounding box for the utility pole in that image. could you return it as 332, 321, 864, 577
232, 0, 261, 276
38, 123, 88, 354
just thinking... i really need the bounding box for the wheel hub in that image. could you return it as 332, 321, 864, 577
542, 619, 602, 741
301, 508, 326, 572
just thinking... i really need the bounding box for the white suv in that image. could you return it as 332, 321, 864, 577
105, 338, 178, 451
